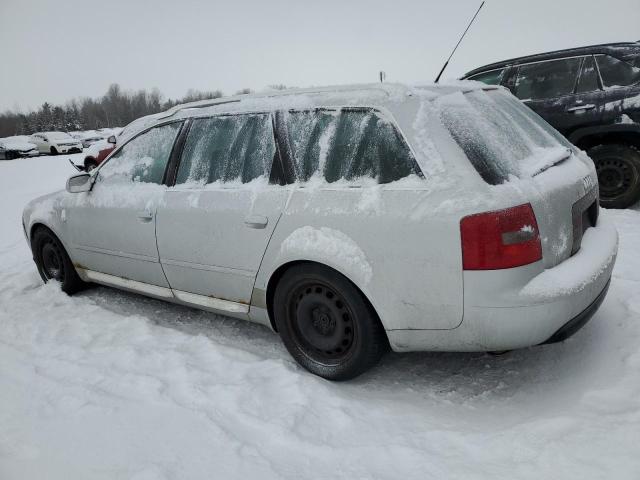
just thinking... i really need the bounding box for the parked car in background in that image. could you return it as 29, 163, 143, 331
0, 136, 39, 159
82, 136, 116, 171
29, 132, 83, 155
22, 83, 617, 380
71, 131, 106, 149
462, 41, 640, 208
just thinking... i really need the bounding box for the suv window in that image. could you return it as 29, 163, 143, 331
175, 114, 276, 185
596, 55, 640, 88
285, 108, 420, 184
467, 68, 505, 85
576, 56, 600, 93
513, 57, 582, 100
98, 122, 181, 185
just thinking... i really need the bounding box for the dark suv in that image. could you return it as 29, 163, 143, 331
462, 42, 640, 208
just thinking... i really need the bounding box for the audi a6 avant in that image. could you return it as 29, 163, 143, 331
23, 83, 618, 380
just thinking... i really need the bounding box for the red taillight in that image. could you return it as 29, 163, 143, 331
460, 203, 542, 270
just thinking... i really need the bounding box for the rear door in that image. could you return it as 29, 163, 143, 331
595, 54, 640, 125
510, 56, 604, 136
155, 113, 288, 307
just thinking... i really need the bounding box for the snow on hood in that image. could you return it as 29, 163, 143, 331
0, 137, 37, 151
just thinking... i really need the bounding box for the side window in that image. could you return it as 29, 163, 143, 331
596, 55, 640, 88
285, 109, 419, 184
576, 56, 600, 93
175, 114, 276, 185
467, 68, 505, 85
98, 122, 181, 185
513, 58, 582, 100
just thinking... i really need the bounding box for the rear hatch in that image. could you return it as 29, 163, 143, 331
436, 88, 599, 268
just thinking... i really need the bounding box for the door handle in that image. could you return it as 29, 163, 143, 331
566, 104, 596, 112
137, 210, 154, 221
244, 215, 268, 229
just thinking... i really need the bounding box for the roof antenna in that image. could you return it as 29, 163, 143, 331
434, 1, 485, 83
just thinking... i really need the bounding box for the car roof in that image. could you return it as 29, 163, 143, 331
149, 81, 495, 122
462, 41, 640, 78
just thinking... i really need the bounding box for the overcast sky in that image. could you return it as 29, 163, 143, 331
1, 0, 639, 112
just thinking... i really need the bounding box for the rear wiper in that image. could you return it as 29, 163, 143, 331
530, 148, 572, 177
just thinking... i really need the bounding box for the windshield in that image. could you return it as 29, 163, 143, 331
436, 89, 574, 184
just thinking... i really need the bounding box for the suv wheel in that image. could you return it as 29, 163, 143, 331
589, 144, 640, 209
273, 264, 388, 380
32, 227, 85, 295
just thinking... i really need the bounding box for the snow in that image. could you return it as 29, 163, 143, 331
520, 215, 618, 300
0, 136, 37, 151
281, 226, 373, 284
2, 155, 640, 479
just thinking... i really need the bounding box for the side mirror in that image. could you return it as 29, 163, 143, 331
66, 173, 93, 193
107, 135, 116, 144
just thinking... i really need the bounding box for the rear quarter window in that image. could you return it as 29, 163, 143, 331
284, 108, 421, 184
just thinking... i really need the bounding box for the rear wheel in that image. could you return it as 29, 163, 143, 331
32, 227, 85, 294
50, 146, 58, 155
589, 144, 640, 209
273, 264, 388, 380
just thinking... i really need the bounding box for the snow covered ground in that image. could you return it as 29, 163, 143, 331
1, 154, 640, 480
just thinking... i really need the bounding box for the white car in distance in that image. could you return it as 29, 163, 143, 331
29, 131, 83, 155
22, 83, 618, 380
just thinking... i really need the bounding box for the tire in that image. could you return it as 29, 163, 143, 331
588, 144, 640, 209
50, 146, 58, 155
6, 151, 17, 160
32, 227, 85, 295
85, 159, 98, 171
273, 264, 388, 380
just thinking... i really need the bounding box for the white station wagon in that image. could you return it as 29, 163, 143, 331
23, 83, 618, 380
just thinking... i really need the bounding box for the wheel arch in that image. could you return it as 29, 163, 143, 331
569, 124, 640, 151
264, 259, 385, 334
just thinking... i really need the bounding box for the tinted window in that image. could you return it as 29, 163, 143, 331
513, 58, 581, 100
467, 68, 505, 85
285, 109, 420, 184
438, 89, 572, 185
596, 55, 640, 88
576, 56, 600, 93
176, 114, 276, 185
98, 122, 181, 184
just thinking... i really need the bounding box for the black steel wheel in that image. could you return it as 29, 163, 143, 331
589, 144, 640, 209
32, 227, 85, 294
273, 264, 388, 380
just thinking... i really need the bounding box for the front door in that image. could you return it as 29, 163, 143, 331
156, 113, 287, 306
66, 122, 183, 287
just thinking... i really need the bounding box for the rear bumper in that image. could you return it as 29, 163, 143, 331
388, 217, 618, 352
541, 278, 610, 344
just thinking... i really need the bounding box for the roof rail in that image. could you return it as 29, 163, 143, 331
157, 98, 241, 119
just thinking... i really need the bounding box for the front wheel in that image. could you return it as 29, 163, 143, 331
273, 264, 388, 380
589, 144, 640, 209
50, 146, 59, 155
32, 227, 85, 294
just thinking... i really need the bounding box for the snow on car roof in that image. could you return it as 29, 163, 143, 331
158, 82, 497, 119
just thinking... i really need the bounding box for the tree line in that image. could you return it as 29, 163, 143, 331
0, 83, 279, 138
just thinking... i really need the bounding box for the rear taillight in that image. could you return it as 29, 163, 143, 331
461, 203, 542, 270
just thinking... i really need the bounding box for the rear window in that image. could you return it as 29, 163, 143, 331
437, 89, 574, 185
596, 55, 640, 88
